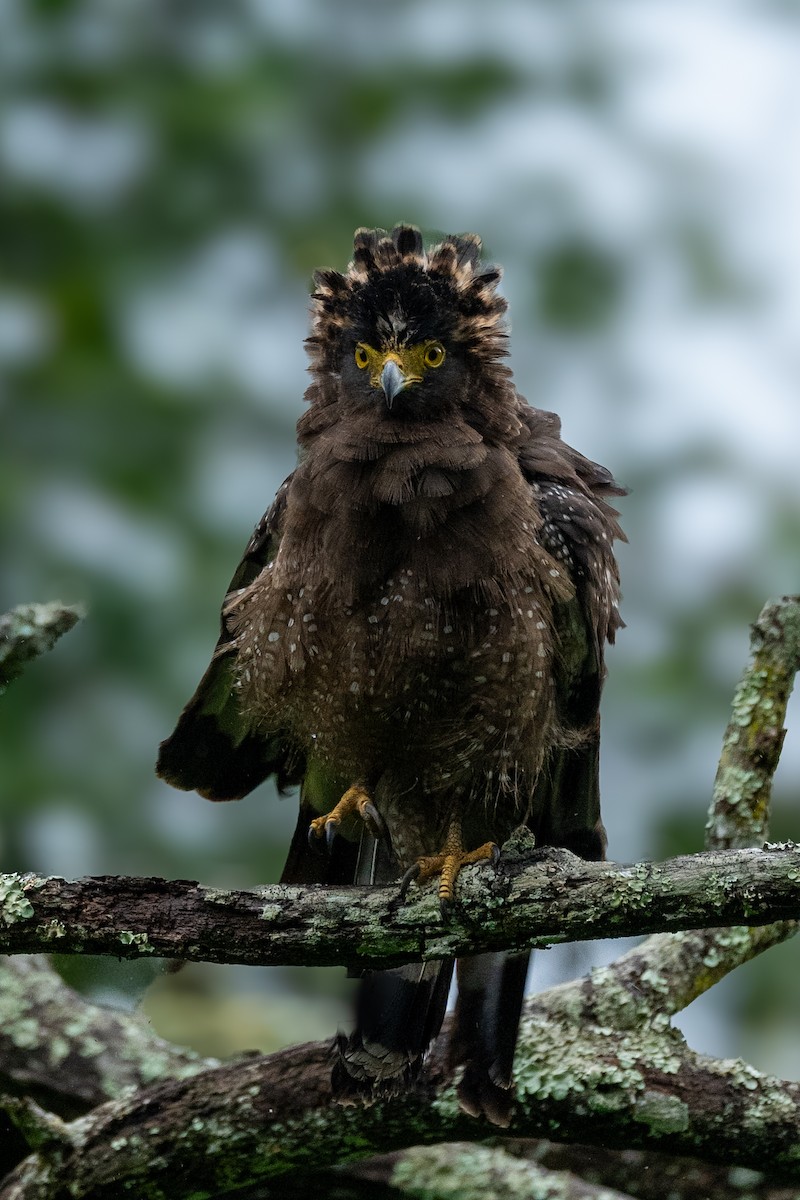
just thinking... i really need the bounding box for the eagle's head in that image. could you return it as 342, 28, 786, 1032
307, 225, 510, 423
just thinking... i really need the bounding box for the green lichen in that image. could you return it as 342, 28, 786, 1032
391, 1143, 614, 1200
0, 601, 84, 692
48, 1036, 70, 1066
80, 1034, 106, 1059
0, 977, 32, 1027
118, 931, 156, 954
640, 967, 671, 996
118, 1026, 210, 1087
0, 873, 35, 924
11, 1017, 41, 1050
701, 926, 753, 967
64, 1012, 95, 1039
36, 917, 67, 940
633, 1088, 689, 1135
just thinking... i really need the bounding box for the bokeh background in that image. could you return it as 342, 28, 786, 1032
2, 0, 800, 1077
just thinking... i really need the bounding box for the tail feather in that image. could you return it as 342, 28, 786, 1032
449, 950, 530, 1127
334, 822, 454, 1098
333, 958, 453, 1097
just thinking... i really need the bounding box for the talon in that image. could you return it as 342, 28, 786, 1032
325, 820, 339, 851
399, 862, 421, 901
399, 817, 499, 910
361, 800, 388, 842
308, 812, 332, 847
307, 785, 385, 852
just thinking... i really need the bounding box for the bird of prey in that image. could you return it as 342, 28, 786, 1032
157, 224, 625, 1126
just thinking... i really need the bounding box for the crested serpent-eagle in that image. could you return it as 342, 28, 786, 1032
158, 224, 625, 1126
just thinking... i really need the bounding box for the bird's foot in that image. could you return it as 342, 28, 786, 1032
400, 817, 499, 917
308, 784, 387, 850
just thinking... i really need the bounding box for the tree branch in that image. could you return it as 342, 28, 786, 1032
360, 1142, 637, 1199
0, 604, 84, 694
591, 595, 800, 1018
3, 956, 787, 1200
0, 957, 215, 1114
709, 594, 800, 850
2, 840, 800, 967
4, 994, 800, 1200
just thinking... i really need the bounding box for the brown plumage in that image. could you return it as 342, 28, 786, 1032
158, 225, 625, 1125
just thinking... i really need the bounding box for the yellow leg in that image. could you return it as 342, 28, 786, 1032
401, 815, 499, 914
308, 785, 387, 848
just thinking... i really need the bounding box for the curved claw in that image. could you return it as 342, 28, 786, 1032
308, 817, 336, 852
306, 785, 383, 857
490, 843, 501, 866
399, 861, 421, 902
307, 817, 341, 853
361, 800, 388, 842
325, 819, 339, 851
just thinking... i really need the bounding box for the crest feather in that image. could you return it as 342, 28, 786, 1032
308, 225, 507, 363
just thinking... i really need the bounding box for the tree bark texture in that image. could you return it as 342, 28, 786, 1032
0, 604, 83, 695
4, 1000, 800, 1200
2, 840, 800, 968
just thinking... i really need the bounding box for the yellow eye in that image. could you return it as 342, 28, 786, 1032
423, 342, 446, 369
354, 344, 370, 369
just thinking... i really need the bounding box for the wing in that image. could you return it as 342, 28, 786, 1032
519, 403, 625, 858
442, 406, 627, 1127
156, 474, 301, 801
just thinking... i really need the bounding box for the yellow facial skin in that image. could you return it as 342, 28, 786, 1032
354, 340, 446, 391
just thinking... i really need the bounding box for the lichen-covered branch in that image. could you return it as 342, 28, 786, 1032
542, 921, 798, 1031
0, 957, 214, 1113
3, 956, 790, 1200
366, 1142, 635, 1199
581, 596, 800, 1022
3, 999, 800, 1200
2, 840, 800, 968
363, 1139, 800, 1200
709, 595, 800, 850
465, 1140, 800, 1200
0, 604, 84, 694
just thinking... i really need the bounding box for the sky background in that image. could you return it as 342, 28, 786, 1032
2, 0, 799, 1079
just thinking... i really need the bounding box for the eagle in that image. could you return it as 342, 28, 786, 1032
157, 224, 625, 1126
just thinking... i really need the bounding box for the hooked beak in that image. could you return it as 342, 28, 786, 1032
380, 359, 407, 409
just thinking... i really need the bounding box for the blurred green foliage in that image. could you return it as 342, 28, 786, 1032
2, 0, 799, 1081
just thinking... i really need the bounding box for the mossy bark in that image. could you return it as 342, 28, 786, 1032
2, 842, 800, 967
